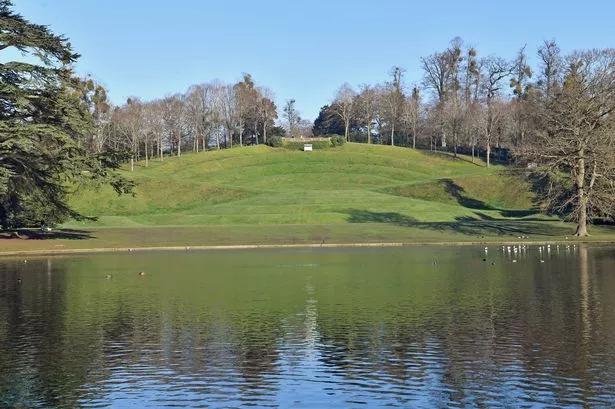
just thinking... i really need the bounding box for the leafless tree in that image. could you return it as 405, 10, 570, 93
480, 56, 512, 167
355, 84, 377, 144
516, 49, 615, 236
332, 83, 356, 141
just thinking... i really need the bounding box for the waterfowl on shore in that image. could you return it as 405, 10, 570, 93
105, 274, 112, 280
138, 271, 146, 276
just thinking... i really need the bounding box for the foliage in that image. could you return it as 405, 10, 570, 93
312, 105, 345, 136
283, 140, 331, 150
0, 0, 132, 229
330, 135, 346, 147
267, 134, 283, 147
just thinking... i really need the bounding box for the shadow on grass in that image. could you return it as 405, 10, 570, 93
443, 179, 541, 218
345, 209, 570, 237
0, 228, 94, 240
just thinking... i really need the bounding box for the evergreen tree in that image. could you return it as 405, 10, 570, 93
0, 0, 132, 229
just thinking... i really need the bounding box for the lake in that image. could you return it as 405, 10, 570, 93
1, 245, 614, 408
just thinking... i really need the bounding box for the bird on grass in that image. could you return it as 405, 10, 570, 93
138, 271, 146, 276
105, 274, 112, 280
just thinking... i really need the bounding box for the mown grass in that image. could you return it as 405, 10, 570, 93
4, 142, 613, 252
67, 144, 524, 227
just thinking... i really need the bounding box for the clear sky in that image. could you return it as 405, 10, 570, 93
13, 0, 615, 121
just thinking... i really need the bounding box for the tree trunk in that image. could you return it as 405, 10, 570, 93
216, 126, 220, 150
486, 141, 491, 168
345, 121, 350, 142
453, 132, 458, 158
145, 139, 149, 167
367, 122, 371, 144
412, 123, 416, 149
390, 123, 395, 146
130, 157, 134, 172
263, 122, 267, 145
575, 153, 589, 236
177, 130, 181, 157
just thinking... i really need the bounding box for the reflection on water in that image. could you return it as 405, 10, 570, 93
1, 246, 615, 408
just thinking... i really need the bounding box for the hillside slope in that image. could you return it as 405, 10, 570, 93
67, 143, 537, 228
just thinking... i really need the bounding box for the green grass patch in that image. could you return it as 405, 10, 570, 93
30, 141, 613, 248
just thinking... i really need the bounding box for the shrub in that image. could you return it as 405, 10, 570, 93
267, 135, 283, 147
330, 135, 346, 147
283, 140, 332, 150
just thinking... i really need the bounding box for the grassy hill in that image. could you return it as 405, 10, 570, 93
6, 142, 615, 252
67, 143, 536, 228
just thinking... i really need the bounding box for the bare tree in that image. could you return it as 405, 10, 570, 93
480, 56, 512, 167
537, 40, 563, 99
403, 86, 421, 149
220, 84, 236, 148
161, 94, 185, 157
283, 99, 300, 138
355, 84, 377, 144
331, 83, 356, 141
517, 49, 615, 236
380, 66, 405, 146
258, 88, 276, 145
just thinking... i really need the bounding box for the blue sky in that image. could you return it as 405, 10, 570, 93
14, 0, 615, 121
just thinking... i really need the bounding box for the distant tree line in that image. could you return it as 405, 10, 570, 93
315, 38, 615, 236
99, 74, 281, 170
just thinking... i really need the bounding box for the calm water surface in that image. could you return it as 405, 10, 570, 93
1, 245, 615, 408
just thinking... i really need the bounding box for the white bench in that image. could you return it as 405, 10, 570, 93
304, 144, 312, 151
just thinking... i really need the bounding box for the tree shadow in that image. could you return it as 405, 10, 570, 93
0, 228, 94, 240
440, 178, 540, 218
442, 179, 492, 210
345, 209, 570, 237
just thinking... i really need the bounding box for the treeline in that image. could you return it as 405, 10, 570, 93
315, 38, 563, 166
90, 74, 283, 169
314, 38, 615, 235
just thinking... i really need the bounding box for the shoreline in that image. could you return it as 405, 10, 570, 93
1, 239, 613, 257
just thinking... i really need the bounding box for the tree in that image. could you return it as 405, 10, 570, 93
0, 0, 132, 228
331, 83, 356, 141
283, 99, 300, 138
380, 66, 405, 146
160, 94, 185, 156
312, 105, 345, 136
480, 56, 512, 167
259, 90, 277, 145
404, 86, 421, 149
516, 49, 615, 236
355, 84, 377, 144
537, 40, 563, 100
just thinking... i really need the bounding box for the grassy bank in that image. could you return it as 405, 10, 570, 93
3, 143, 615, 254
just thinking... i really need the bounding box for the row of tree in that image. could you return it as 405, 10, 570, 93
95, 74, 281, 169
316, 39, 615, 235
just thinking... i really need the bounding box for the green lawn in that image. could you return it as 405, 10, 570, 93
67, 143, 536, 227
3, 143, 614, 253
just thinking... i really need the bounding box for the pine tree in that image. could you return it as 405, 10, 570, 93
0, 0, 132, 229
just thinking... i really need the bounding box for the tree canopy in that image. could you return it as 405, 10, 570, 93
0, 0, 132, 228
